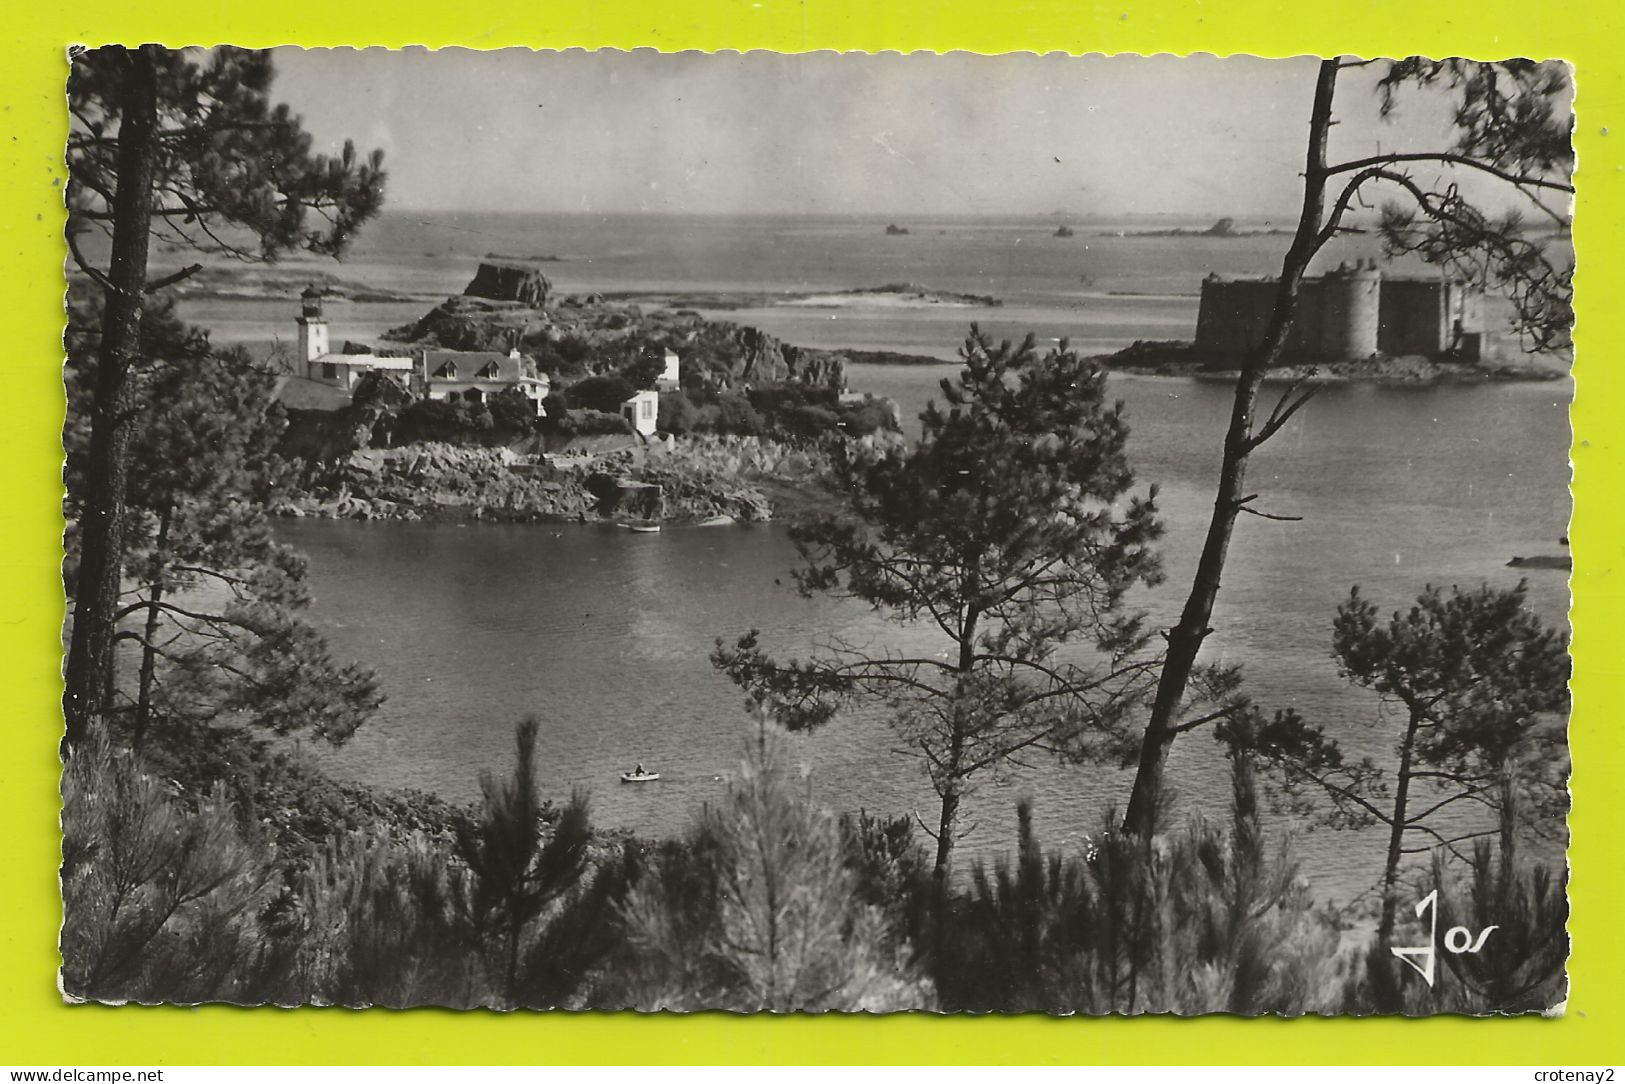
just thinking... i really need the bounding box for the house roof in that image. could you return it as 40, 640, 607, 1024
423, 350, 548, 384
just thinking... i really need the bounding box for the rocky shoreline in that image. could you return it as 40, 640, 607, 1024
1098, 340, 1568, 385
838, 348, 955, 366
274, 434, 860, 526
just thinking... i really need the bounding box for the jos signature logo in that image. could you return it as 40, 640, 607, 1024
1390, 889, 1498, 986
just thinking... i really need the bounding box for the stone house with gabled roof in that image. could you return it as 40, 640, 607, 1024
422, 348, 551, 416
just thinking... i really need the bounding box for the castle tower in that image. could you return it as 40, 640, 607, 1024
1327, 258, 1381, 360
297, 285, 330, 369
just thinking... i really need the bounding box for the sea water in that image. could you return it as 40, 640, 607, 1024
184, 211, 1571, 904
185, 210, 1501, 357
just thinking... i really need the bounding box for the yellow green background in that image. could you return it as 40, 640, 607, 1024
2, 0, 1620, 1065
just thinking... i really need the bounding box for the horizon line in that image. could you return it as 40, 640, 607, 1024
379, 205, 1311, 221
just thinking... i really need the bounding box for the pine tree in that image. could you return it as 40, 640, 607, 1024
1121, 59, 1573, 836
60, 736, 274, 1002
1429, 784, 1568, 1013
1222, 581, 1568, 977
1331, 582, 1568, 951
937, 750, 1333, 1014
64, 46, 386, 746
616, 719, 933, 1011
454, 717, 592, 1007
64, 296, 381, 750
714, 328, 1165, 880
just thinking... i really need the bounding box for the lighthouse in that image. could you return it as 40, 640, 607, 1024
297, 284, 330, 369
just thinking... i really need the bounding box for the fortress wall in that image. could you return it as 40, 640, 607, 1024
1310, 277, 1347, 357
1198, 269, 1479, 362
1199, 278, 1359, 361
1294, 279, 1334, 357
1196, 269, 1488, 364
1379, 280, 1451, 356
1194, 279, 1278, 358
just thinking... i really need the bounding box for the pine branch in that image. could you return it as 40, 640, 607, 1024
1322, 151, 1572, 194
1246, 384, 1319, 451
144, 264, 205, 294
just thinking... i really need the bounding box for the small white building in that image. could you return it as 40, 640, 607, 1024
622, 389, 659, 437
655, 349, 681, 392
423, 349, 551, 416
296, 286, 416, 391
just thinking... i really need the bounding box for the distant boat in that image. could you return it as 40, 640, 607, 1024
620, 769, 661, 783
623, 521, 661, 534
696, 514, 735, 527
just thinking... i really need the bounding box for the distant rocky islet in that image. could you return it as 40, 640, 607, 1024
381, 263, 992, 383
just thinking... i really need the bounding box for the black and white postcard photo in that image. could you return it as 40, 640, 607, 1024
61, 47, 1573, 1014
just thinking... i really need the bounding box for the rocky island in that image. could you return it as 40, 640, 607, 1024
379, 266, 998, 380
141, 263, 434, 304
1107, 216, 1292, 239
583, 282, 1000, 313
782, 283, 1002, 309
1097, 262, 1571, 384
274, 262, 907, 526
482, 250, 565, 263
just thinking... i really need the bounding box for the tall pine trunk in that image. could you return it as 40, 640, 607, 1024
1376, 708, 1424, 949
1121, 59, 1342, 838
929, 620, 976, 967
63, 46, 162, 748
132, 505, 172, 747
929, 748, 962, 976
932, 774, 962, 879
932, 605, 979, 878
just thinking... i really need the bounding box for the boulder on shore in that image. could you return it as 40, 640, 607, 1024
464, 262, 551, 307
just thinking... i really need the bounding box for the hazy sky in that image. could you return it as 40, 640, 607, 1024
269, 49, 1532, 218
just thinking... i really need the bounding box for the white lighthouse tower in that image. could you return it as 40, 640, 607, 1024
297, 284, 330, 373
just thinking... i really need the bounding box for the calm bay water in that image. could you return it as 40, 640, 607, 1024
275, 373, 1569, 905
216, 211, 1568, 905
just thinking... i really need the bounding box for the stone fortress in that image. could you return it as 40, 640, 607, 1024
1193, 259, 1492, 364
